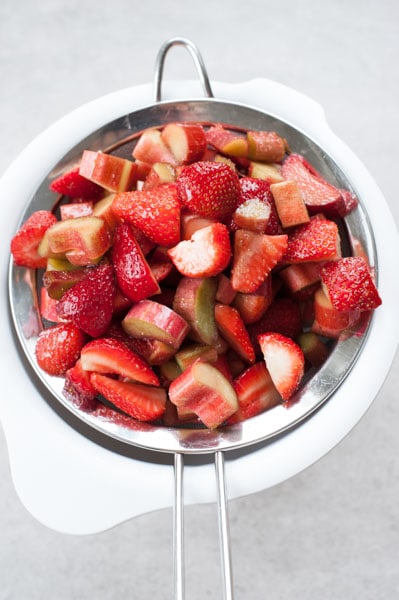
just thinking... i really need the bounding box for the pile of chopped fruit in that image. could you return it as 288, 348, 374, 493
10, 122, 382, 429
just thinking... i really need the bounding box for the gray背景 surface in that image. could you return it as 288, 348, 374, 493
1, 1, 398, 599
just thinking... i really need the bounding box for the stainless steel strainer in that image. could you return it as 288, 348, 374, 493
8, 38, 378, 600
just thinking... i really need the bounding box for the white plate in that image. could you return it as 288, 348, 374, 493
1, 79, 398, 534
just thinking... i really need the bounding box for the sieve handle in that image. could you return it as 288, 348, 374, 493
174, 452, 185, 600
153, 37, 214, 103
173, 450, 234, 600
215, 450, 235, 600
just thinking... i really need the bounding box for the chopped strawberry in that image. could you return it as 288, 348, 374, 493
227, 361, 281, 424
80, 337, 160, 386
281, 154, 348, 217
247, 297, 303, 353
258, 332, 305, 401
35, 322, 86, 376
11, 210, 57, 269
168, 222, 231, 278
230, 230, 288, 294
232, 277, 274, 325
49, 168, 104, 200
320, 256, 382, 312
56, 262, 115, 337
284, 217, 341, 263
63, 358, 99, 411
112, 223, 160, 302
239, 177, 281, 234
90, 373, 167, 422
111, 183, 181, 247
215, 303, 255, 364
176, 161, 240, 220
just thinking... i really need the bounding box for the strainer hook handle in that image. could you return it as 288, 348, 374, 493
153, 37, 214, 102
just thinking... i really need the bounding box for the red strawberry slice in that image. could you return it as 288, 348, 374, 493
80, 337, 160, 386
168, 222, 231, 278
239, 177, 281, 234
230, 229, 288, 294
35, 322, 86, 376
176, 161, 240, 220
281, 154, 347, 217
320, 256, 382, 312
247, 297, 303, 353
258, 332, 305, 401
63, 358, 99, 411
111, 183, 181, 247
215, 303, 255, 364
90, 373, 166, 422
11, 210, 57, 269
284, 217, 341, 263
49, 168, 104, 200
227, 361, 281, 424
56, 262, 115, 337
112, 223, 160, 302
232, 277, 274, 325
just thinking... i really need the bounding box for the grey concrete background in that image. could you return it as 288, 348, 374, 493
1, 1, 398, 598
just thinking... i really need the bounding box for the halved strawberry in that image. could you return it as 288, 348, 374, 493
232, 277, 274, 325
35, 322, 87, 376
215, 303, 255, 364
168, 222, 231, 278
176, 161, 240, 220
281, 154, 348, 217
63, 358, 99, 411
320, 256, 382, 312
80, 337, 160, 386
230, 229, 288, 294
247, 297, 303, 353
111, 183, 181, 247
112, 223, 160, 302
50, 168, 104, 200
258, 332, 305, 401
239, 176, 281, 234
56, 262, 115, 337
90, 373, 167, 422
227, 361, 281, 424
11, 210, 57, 269
284, 217, 341, 263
